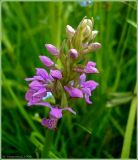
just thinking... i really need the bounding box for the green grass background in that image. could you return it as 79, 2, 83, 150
2, 1, 137, 158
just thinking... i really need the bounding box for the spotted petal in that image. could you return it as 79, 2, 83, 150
41, 118, 58, 129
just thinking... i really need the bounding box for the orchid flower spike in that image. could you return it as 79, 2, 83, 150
25, 16, 101, 130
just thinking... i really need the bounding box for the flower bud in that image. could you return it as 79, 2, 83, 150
83, 25, 91, 39
45, 44, 59, 56
80, 19, 88, 29
87, 19, 93, 28
88, 42, 101, 51
50, 69, 62, 80
36, 68, 48, 78
39, 56, 54, 67
86, 61, 96, 67
69, 49, 78, 59
91, 30, 99, 40
85, 61, 99, 73
73, 67, 84, 73
81, 19, 93, 42
82, 42, 89, 48
66, 25, 75, 38
81, 18, 93, 30
85, 66, 99, 74
80, 42, 101, 54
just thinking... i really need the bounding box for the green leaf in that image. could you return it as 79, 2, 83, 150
30, 132, 44, 151
74, 123, 92, 134
127, 19, 137, 28
106, 96, 133, 107
49, 151, 59, 159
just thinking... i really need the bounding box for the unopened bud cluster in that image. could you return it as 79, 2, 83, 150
25, 17, 101, 130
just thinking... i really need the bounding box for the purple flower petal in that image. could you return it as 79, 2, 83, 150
79, 73, 86, 85
29, 80, 44, 90
34, 102, 52, 108
41, 118, 58, 129
50, 107, 63, 119
45, 44, 59, 56
62, 107, 76, 115
64, 86, 83, 98
82, 87, 91, 96
41, 118, 48, 126
33, 88, 47, 97
36, 68, 48, 78
25, 89, 46, 106
86, 61, 96, 67
85, 94, 92, 104
82, 88, 92, 104
39, 55, 54, 67
50, 69, 62, 80
33, 76, 44, 81
28, 96, 42, 106
25, 89, 36, 101
26, 88, 47, 106
36, 68, 53, 82
25, 76, 44, 82
48, 74, 54, 81
85, 67, 99, 74
82, 80, 99, 91
85, 61, 99, 73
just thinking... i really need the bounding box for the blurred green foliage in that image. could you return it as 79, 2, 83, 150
2, 1, 136, 158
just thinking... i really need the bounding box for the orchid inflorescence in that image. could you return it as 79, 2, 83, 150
25, 17, 101, 130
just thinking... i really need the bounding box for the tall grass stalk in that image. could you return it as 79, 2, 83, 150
121, 85, 137, 158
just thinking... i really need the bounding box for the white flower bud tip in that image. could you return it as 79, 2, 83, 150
83, 25, 91, 37
91, 30, 99, 40
66, 25, 75, 38
87, 19, 92, 28
69, 49, 78, 59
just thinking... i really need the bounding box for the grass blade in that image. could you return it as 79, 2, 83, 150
121, 85, 137, 158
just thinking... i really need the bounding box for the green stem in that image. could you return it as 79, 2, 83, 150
121, 84, 137, 158
41, 130, 54, 158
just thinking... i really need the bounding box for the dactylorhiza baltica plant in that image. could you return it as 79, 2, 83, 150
25, 17, 101, 130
